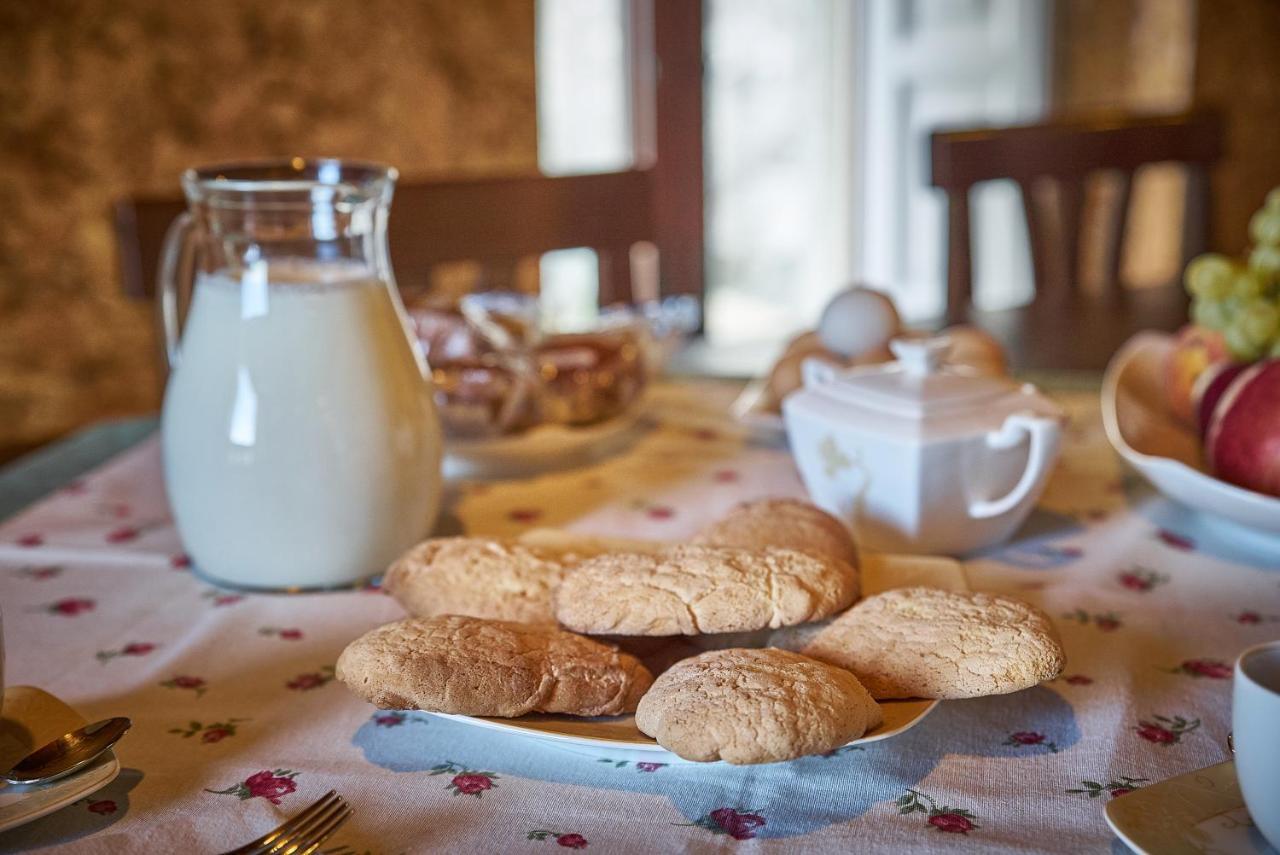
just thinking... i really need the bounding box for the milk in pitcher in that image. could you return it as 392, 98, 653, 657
162, 259, 442, 589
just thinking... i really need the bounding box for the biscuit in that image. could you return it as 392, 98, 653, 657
515, 528, 668, 559
384, 537, 571, 624
694, 497, 860, 578
554, 545, 859, 636
803, 587, 1065, 699
634, 648, 882, 764
336, 615, 654, 717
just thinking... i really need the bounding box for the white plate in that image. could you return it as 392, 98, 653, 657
0, 686, 120, 833
1102, 332, 1280, 535
428, 552, 969, 763
1105, 761, 1276, 854
443, 405, 648, 479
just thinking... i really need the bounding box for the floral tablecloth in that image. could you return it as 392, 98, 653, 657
0, 379, 1277, 854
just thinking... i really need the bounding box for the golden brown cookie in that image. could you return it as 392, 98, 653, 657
336, 615, 654, 717
694, 497, 859, 579
554, 545, 859, 636
515, 528, 668, 559
384, 537, 572, 624
803, 587, 1065, 699
634, 648, 882, 764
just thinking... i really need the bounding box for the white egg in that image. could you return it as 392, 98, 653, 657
817, 287, 902, 358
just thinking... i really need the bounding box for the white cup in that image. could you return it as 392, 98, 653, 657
1234, 640, 1280, 849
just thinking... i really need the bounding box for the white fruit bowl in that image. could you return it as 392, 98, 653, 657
1102, 332, 1280, 535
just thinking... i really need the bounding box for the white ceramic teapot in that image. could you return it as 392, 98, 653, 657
782, 337, 1063, 555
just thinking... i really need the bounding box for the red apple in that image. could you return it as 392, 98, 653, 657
1164, 325, 1230, 425
1205, 360, 1280, 497
1193, 360, 1249, 438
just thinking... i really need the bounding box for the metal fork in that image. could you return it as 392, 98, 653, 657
221, 790, 353, 855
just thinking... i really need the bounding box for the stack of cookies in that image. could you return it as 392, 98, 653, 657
337, 498, 1065, 765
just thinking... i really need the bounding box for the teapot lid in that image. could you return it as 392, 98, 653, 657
805, 337, 1025, 420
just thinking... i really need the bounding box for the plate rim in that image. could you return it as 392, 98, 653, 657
0, 686, 122, 834
431, 697, 941, 756
1102, 760, 1266, 855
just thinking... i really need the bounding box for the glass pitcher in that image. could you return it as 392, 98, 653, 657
159, 159, 442, 590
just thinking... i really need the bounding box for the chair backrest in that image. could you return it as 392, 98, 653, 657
113, 0, 702, 309
930, 111, 1223, 322
116, 170, 654, 305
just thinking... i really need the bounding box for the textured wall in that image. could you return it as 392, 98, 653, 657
0, 0, 536, 458
1193, 0, 1280, 254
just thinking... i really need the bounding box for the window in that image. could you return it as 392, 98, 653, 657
535, 0, 1047, 343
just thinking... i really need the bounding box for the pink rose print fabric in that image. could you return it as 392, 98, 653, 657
161, 675, 207, 697
170, 718, 249, 743
1156, 529, 1195, 551
0, 383, 1272, 852
202, 590, 244, 607
1134, 715, 1200, 746
597, 758, 666, 772
259, 626, 304, 641
372, 711, 427, 728
1003, 731, 1059, 753
43, 597, 94, 617
87, 800, 117, 815
685, 808, 767, 840
1166, 658, 1233, 679
896, 791, 980, 835
1116, 567, 1168, 592
207, 769, 299, 804
285, 665, 335, 691
15, 564, 61, 579
430, 761, 498, 798
528, 830, 590, 848
1067, 777, 1148, 799
1061, 609, 1123, 631
96, 641, 157, 663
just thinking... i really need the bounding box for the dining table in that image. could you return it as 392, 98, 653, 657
0, 375, 1275, 853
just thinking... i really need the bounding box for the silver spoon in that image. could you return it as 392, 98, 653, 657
3, 717, 131, 786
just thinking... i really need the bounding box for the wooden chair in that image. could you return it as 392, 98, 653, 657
114, 0, 703, 309
930, 112, 1223, 369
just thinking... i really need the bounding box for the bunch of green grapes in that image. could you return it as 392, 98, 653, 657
1185, 187, 1280, 361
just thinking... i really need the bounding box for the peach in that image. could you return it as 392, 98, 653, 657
1164, 325, 1230, 425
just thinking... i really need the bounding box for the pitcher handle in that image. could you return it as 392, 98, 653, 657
156, 211, 195, 371
968, 413, 1060, 520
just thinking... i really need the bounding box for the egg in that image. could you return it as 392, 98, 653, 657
817, 286, 902, 358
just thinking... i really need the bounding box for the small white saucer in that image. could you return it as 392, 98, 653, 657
0, 686, 120, 833
1105, 760, 1276, 854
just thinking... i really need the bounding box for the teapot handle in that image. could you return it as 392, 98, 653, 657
968, 413, 1061, 520
156, 211, 195, 371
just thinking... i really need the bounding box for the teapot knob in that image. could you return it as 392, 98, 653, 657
890, 337, 951, 377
